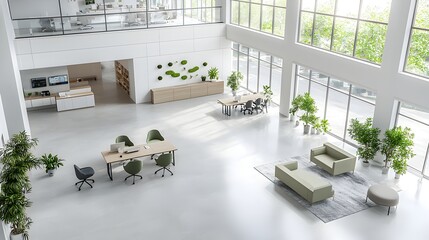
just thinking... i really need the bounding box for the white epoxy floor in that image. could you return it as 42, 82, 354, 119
25, 63, 429, 240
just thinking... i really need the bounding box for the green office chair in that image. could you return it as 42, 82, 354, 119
146, 129, 165, 159
116, 135, 134, 147
123, 160, 143, 184
146, 129, 165, 143
154, 153, 173, 177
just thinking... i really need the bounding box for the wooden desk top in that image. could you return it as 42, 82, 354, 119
101, 140, 177, 164
217, 93, 264, 106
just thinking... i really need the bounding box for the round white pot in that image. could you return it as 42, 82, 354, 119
316, 129, 321, 135
290, 115, 295, 122
303, 125, 310, 134
382, 167, 389, 174
361, 160, 370, 167
10, 233, 23, 240
395, 173, 401, 179
232, 90, 237, 97
47, 169, 56, 177
295, 120, 300, 127
310, 127, 316, 134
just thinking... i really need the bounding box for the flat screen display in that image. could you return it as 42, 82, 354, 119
31, 77, 47, 88
48, 75, 68, 86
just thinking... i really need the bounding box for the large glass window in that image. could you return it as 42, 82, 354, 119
10, 0, 223, 38
298, 0, 392, 64
405, 0, 429, 78
396, 102, 429, 176
294, 65, 376, 143
230, 0, 286, 37
231, 42, 283, 104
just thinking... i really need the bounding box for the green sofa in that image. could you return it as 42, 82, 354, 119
275, 161, 334, 204
310, 143, 356, 176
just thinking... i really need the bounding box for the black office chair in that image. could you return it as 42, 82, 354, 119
253, 98, 263, 114
261, 99, 269, 113
243, 100, 254, 115
74, 165, 95, 191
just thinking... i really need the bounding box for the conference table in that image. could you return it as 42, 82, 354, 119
101, 140, 177, 181
217, 93, 264, 116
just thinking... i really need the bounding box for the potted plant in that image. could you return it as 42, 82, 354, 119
311, 117, 321, 134
297, 93, 318, 134
290, 95, 303, 125
208, 67, 219, 81
262, 85, 273, 105
320, 119, 330, 134
201, 76, 207, 82
226, 71, 243, 97
0, 131, 41, 240
347, 118, 381, 167
40, 153, 64, 176
380, 126, 414, 175
392, 158, 407, 179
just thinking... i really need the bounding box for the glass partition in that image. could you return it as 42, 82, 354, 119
9, 0, 222, 38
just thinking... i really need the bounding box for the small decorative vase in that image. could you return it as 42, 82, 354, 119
290, 115, 295, 122
295, 120, 300, 127
310, 127, 316, 134
232, 90, 237, 97
10, 233, 23, 240
382, 166, 389, 174
395, 173, 401, 179
361, 161, 370, 167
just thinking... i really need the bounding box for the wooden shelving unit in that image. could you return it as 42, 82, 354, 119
115, 61, 130, 95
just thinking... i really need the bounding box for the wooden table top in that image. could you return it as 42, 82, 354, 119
217, 93, 264, 106
101, 140, 177, 164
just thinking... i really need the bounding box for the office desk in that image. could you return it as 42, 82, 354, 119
217, 93, 264, 116
101, 141, 177, 180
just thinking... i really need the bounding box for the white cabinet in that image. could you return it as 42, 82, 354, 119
25, 96, 55, 109
56, 94, 95, 112
25, 100, 32, 108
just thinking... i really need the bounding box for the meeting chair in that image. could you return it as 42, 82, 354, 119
253, 98, 264, 114
243, 100, 254, 115
116, 135, 134, 147
146, 129, 165, 159
261, 99, 269, 113
123, 160, 143, 185
74, 165, 95, 191
154, 153, 173, 177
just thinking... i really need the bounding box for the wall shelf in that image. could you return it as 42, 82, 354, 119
115, 61, 130, 96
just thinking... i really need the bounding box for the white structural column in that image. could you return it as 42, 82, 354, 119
372, 0, 415, 133
0, 0, 30, 135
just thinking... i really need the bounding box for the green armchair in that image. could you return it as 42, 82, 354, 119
154, 153, 173, 177
123, 160, 143, 184
116, 135, 134, 147
146, 129, 164, 143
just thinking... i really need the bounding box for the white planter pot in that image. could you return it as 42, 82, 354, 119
382, 167, 389, 174
395, 173, 401, 179
10, 233, 23, 240
295, 120, 300, 126
47, 169, 56, 177
232, 90, 237, 97
290, 115, 295, 122
316, 129, 321, 135
310, 127, 316, 134
361, 161, 370, 167
303, 125, 310, 134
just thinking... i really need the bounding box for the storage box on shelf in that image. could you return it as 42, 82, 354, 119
115, 61, 130, 95
151, 81, 224, 104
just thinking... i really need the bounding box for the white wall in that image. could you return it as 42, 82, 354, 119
0, 0, 31, 135
13, 23, 230, 103
67, 62, 102, 82
9, 0, 60, 19
20, 67, 70, 94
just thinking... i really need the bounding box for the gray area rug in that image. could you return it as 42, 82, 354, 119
255, 156, 379, 223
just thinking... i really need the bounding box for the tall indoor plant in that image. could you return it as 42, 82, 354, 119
380, 126, 415, 175
262, 85, 273, 105
0, 131, 41, 240
347, 118, 381, 167
227, 71, 243, 96
297, 92, 318, 134
289, 95, 303, 125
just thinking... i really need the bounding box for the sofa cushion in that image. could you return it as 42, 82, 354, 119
290, 170, 330, 189
313, 154, 334, 167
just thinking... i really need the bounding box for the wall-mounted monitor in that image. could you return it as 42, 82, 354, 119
48, 75, 68, 86
31, 77, 47, 88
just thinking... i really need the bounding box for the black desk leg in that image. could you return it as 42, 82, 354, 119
107, 163, 113, 181
172, 151, 176, 166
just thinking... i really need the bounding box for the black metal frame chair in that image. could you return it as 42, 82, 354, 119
242, 100, 254, 115
74, 165, 95, 191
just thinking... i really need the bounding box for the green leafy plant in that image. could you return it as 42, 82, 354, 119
168, 62, 173, 67
181, 75, 188, 80
347, 118, 381, 163
165, 70, 174, 75
298, 93, 318, 126
181, 60, 188, 65
289, 95, 303, 116
381, 126, 415, 172
226, 71, 243, 92
262, 85, 273, 102
201, 76, 206, 81
188, 66, 199, 73
157, 64, 162, 69
208, 67, 219, 80
40, 153, 64, 174
320, 119, 330, 133
158, 76, 163, 81
203, 62, 208, 66
0, 131, 41, 238
171, 73, 180, 78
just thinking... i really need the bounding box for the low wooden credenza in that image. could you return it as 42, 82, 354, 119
151, 81, 224, 104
